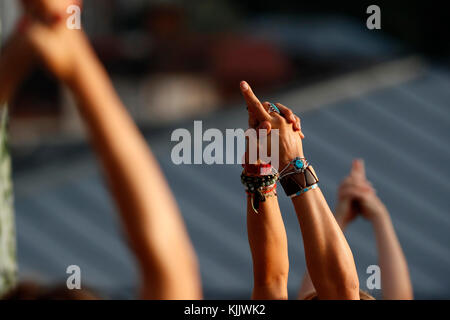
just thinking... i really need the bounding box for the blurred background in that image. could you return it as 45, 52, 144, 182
1, 0, 449, 299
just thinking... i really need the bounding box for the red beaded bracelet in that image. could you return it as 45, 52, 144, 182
242, 163, 273, 176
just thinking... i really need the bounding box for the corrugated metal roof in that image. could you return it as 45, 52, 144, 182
13, 65, 450, 299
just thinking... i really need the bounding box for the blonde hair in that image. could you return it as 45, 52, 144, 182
302, 289, 375, 300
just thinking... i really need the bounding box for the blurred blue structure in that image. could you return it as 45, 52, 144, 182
13, 63, 450, 299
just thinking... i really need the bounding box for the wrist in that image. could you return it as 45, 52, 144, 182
252, 274, 289, 300
279, 152, 304, 171
370, 206, 390, 227
278, 157, 318, 198
64, 32, 95, 84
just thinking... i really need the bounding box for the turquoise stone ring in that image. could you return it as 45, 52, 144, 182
294, 159, 304, 170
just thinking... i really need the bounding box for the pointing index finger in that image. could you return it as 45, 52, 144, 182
240, 81, 270, 123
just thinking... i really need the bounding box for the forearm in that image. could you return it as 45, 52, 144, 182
247, 195, 289, 300
65, 33, 201, 299
0, 33, 35, 104
297, 205, 350, 300
372, 209, 413, 300
292, 188, 359, 299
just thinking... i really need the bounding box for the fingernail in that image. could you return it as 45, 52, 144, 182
240, 81, 249, 91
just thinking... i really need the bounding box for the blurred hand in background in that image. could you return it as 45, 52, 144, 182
335, 159, 413, 299
335, 159, 389, 229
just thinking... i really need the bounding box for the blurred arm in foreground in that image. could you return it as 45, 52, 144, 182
2, 0, 202, 299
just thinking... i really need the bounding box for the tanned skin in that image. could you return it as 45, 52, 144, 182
240, 81, 359, 300
1, 0, 202, 299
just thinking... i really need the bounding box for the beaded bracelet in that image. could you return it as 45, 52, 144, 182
242, 162, 274, 176
240, 172, 278, 191
245, 183, 277, 196
241, 171, 278, 214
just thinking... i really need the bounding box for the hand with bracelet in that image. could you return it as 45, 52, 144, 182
240, 89, 290, 300
240, 81, 360, 299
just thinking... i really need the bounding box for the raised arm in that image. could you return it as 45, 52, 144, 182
290, 180, 359, 299
22, 2, 201, 299
245, 178, 289, 300
337, 160, 413, 300
240, 85, 300, 300
240, 82, 359, 300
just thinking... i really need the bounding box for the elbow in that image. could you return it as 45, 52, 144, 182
315, 266, 360, 300
335, 277, 360, 300
325, 250, 360, 299
334, 266, 360, 299
321, 278, 359, 300
253, 273, 289, 300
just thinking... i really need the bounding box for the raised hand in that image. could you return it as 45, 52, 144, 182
336, 159, 387, 228
25, 22, 83, 82
240, 81, 305, 169
21, 0, 87, 82
336, 161, 413, 299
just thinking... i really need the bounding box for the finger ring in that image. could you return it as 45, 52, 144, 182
268, 103, 281, 114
